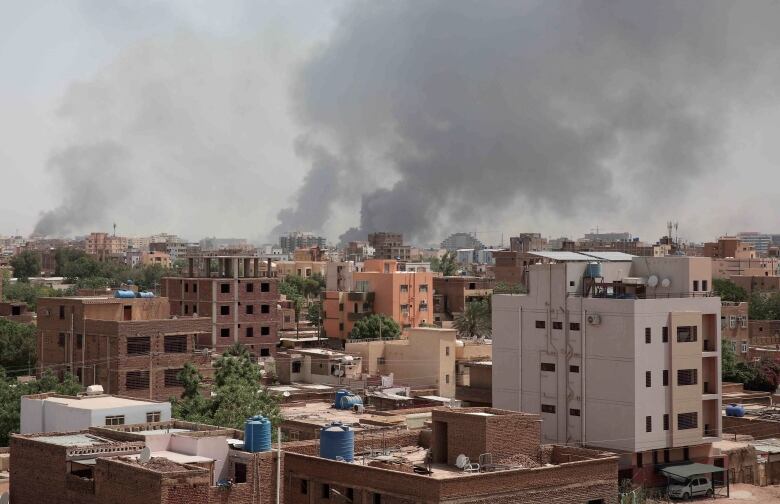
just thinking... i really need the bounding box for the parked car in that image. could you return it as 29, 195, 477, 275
668, 476, 713, 500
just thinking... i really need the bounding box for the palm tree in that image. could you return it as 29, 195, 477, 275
434, 251, 459, 276
453, 300, 491, 339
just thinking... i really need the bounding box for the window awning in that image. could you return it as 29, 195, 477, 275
660, 463, 725, 482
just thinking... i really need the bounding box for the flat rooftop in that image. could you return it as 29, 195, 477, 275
38, 395, 165, 410
35, 433, 113, 447
281, 401, 405, 428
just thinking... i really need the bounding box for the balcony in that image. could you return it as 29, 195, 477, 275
347, 291, 375, 302
348, 312, 369, 322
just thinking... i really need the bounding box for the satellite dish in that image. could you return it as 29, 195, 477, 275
139, 446, 152, 464
647, 275, 659, 288
455, 454, 469, 469
661, 278, 671, 288
0, 492, 9, 504
282, 391, 291, 398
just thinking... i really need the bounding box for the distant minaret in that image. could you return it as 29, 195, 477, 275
113, 222, 117, 237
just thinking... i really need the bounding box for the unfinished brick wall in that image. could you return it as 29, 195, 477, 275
723, 415, 780, 440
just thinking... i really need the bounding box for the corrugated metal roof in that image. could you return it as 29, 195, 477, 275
528, 251, 593, 261
580, 251, 636, 261
660, 463, 725, 482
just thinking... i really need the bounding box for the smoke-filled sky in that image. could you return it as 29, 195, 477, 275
2, 0, 780, 246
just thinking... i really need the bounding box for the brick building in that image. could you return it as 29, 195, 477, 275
368, 232, 411, 261
85, 232, 128, 259
433, 276, 494, 318
721, 302, 749, 358
0, 301, 34, 323
749, 320, 780, 347
36, 296, 211, 400
161, 253, 280, 359
731, 274, 780, 294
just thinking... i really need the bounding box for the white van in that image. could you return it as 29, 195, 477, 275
668, 476, 713, 500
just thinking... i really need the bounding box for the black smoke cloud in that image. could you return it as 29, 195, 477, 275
276, 0, 780, 243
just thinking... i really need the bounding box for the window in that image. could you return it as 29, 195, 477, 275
445, 374, 450, 384
221, 283, 231, 294
541, 363, 556, 372
322, 483, 330, 499
677, 369, 698, 386
184, 304, 189, 315
339, 303, 344, 312
741, 342, 748, 353
677, 326, 697, 343
570, 322, 580, 331
246, 327, 254, 337
693, 280, 699, 292
569, 281, 575, 287
419, 302, 428, 312
246, 283, 254, 293
59, 305, 65, 320
261, 304, 270, 314
662, 326, 669, 342
570, 408, 581, 416
300, 480, 308, 495
541, 404, 556, 413
184, 283, 189, 293
292, 361, 302, 373
235, 462, 247, 484
76, 334, 83, 350
535, 320, 546, 329
400, 304, 409, 314
702, 280, 708, 291
260, 348, 270, 357
260, 282, 270, 292
246, 304, 254, 315
346, 488, 354, 501
469, 282, 476, 290
570, 365, 580, 373
678, 412, 698, 430
663, 370, 669, 386
663, 414, 670, 431
646, 416, 652, 433
220, 305, 230, 316
193, 283, 198, 293
636, 452, 643, 468
58, 333, 66, 347
373, 494, 382, 504
419, 284, 428, 293
683, 447, 690, 460
220, 328, 230, 338
400, 284, 409, 293
587, 500, 605, 504
645, 371, 651, 387
105, 415, 125, 426
553, 321, 563, 330
165, 368, 183, 387
127, 337, 150, 355
146, 411, 161, 423
445, 346, 450, 356
164, 335, 187, 353
645, 327, 651, 344
261, 326, 270, 336
664, 448, 670, 462
126, 371, 149, 390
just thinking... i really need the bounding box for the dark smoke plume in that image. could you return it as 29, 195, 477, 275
277, 0, 780, 243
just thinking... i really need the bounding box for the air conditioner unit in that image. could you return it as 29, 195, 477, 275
587, 314, 601, 325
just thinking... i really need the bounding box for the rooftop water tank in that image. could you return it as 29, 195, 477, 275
334, 389, 349, 409
244, 415, 272, 452
136, 291, 155, 298
584, 262, 602, 278
320, 422, 354, 462
334, 390, 362, 410
114, 290, 136, 299
725, 404, 745, 417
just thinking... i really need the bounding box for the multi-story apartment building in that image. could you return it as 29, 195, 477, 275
368, 231, 411, 261
322, 259, 433, 341
493, 254, 722, 481
278, 231, 326, 254
711, 257, 780, 279
738, 232, 772, 256
36, 295, 210, 401
433, 276, 494, 317
730, 274, 780, 294
85, 232, 128, 259
721, 302, 749, 358
441, 232, 484, 251
703, 236, 756, 259
509, 233, 546, 253
161, 253, 279, 358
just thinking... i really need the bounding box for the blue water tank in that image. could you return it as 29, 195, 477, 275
137, 291, 155, 298
333, 389, 349, 409
320, 422, 354, 462
726, 404, 745, 417
244, 415, 272, 452
114, 290, 136, 299
585, 262, 602, 278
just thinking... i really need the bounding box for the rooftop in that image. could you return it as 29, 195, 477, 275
34, 433, 112, 447
281, 401, 405, 429
29, 394, 166, 410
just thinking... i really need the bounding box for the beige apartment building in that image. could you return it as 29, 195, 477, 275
493, 253, 722, 480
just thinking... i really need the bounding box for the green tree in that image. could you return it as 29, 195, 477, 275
2, 282, 60, 311
177, 362, 203, 400
349, 314, 401, 341
493, 282, 526, 295
0, 369, 81, 445
307, 301, 323, 328
453, 300, 492, 339
748, 292, 780, 320
10, 251, 41, 281
431, 251, 459, 276
712, 278, 748, 303
0, 320, 36, 375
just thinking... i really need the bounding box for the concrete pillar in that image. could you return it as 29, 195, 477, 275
254, 258, 260, 278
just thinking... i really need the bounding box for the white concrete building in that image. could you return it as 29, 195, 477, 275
493, 254, 721, 475
21, 392, 172, 434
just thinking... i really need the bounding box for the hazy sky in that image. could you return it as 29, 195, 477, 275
2, 1, 780, 246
